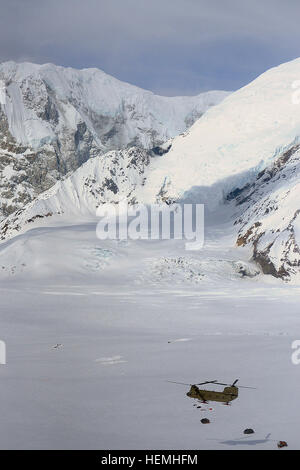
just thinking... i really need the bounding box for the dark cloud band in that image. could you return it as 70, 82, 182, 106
0, 0, 299, 94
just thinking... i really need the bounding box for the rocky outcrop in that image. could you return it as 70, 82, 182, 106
0, 147, 152, 241
234, 143, 300, 280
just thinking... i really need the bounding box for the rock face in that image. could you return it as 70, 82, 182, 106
0, 111, 62, 219
234, 143, 300, 281
0, 61, 229, 219
0, 147, 152, 241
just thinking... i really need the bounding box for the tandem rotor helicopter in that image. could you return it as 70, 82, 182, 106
168, 379, 256, 405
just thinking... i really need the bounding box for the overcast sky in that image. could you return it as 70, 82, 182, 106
1, 0, 300, 95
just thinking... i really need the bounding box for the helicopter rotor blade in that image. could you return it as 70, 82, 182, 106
167, 381, 192, 386
196, 380, 218, 385
230, 379, 256, 389
236, 385, 256, 389
212, 380, 256, 389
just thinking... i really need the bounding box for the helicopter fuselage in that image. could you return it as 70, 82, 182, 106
187, 384, 239, 403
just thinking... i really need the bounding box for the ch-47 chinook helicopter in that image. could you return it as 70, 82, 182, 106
168, 379, 256, 405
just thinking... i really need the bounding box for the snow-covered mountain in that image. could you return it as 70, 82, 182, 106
2, 58, 300, 280
139, 58, 300, 208
0, 61, 229, 219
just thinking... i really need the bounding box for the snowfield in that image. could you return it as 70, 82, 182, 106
0, 206, 299, 450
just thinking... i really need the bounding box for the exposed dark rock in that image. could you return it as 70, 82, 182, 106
151, 144, 172, 156
243, 428, 254, 435
277, 441, 288, 448
201, 418, 210, 424
234, 143, 300, 280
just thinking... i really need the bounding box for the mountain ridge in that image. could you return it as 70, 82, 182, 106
0, 60, 229, 220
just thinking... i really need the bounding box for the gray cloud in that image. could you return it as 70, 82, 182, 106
0, 0, 300, 94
